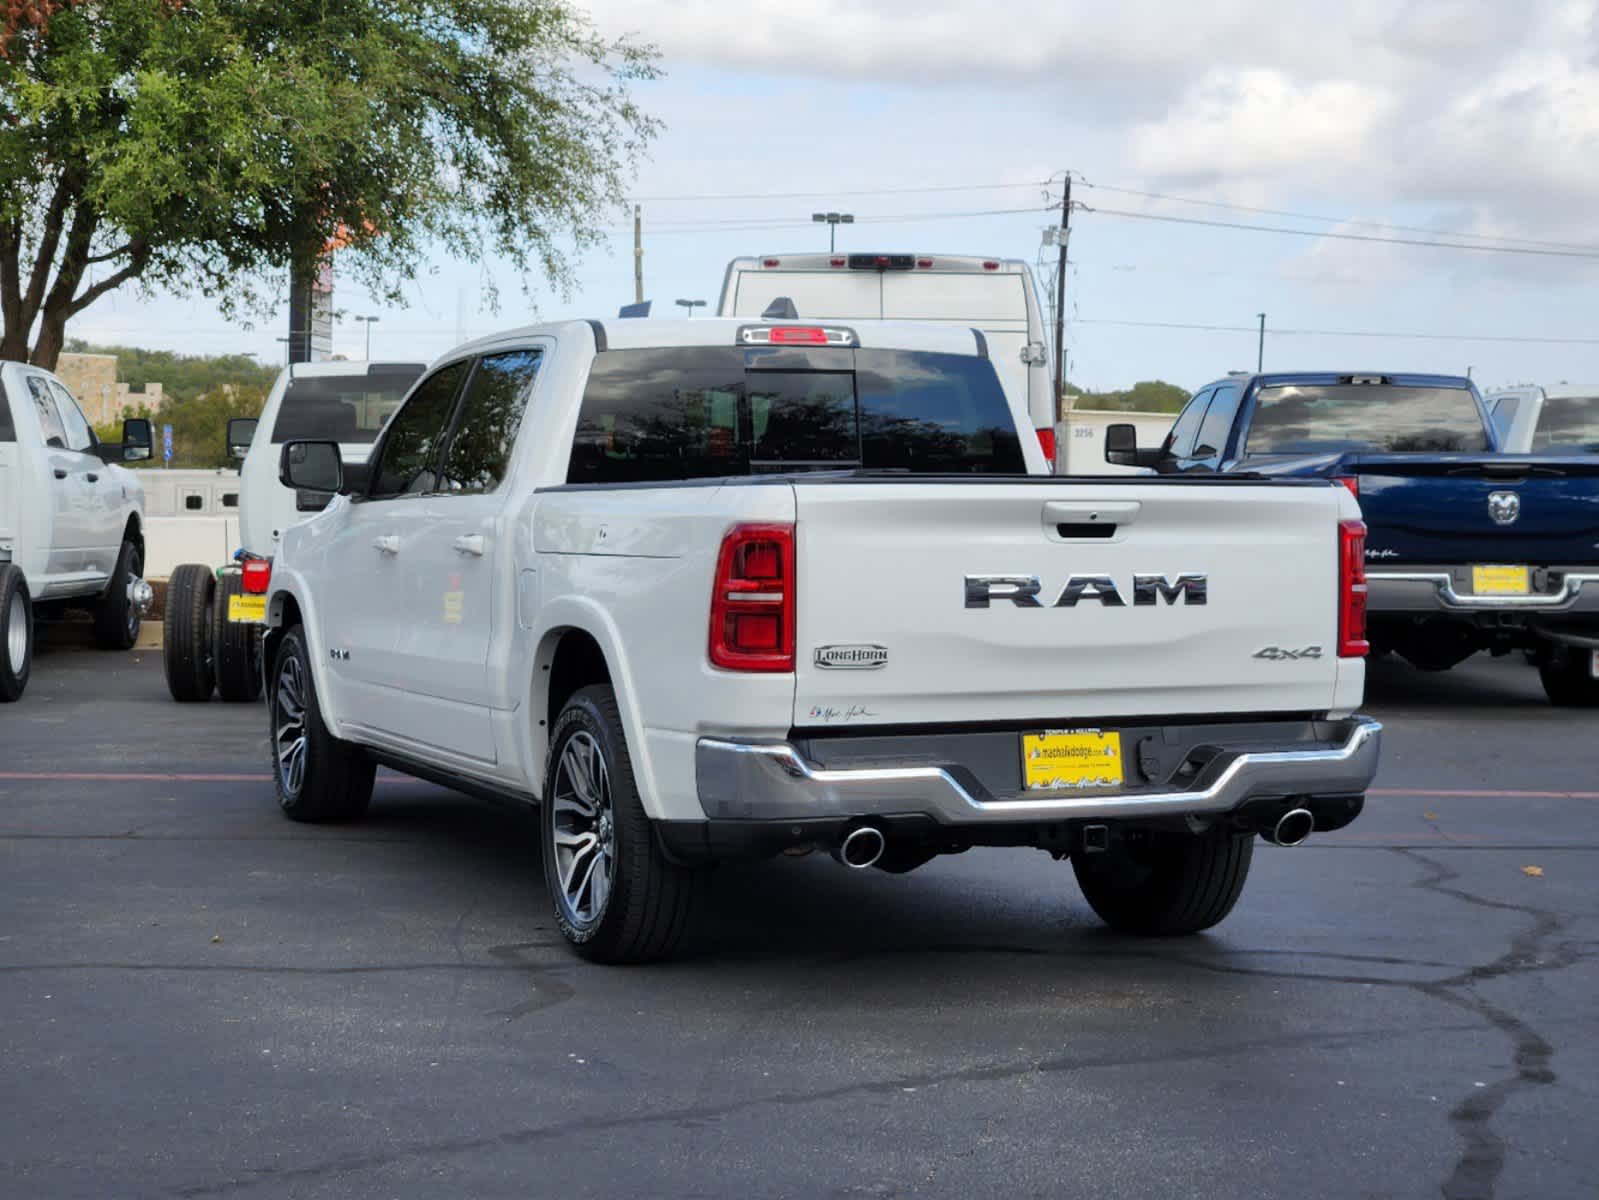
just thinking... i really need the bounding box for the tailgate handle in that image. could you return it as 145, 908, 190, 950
1042, 500, 1140, 537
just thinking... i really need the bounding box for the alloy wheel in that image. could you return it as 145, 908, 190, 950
6, 591, 25, 674
274, 653, 308, 797
551, 730, 616, 927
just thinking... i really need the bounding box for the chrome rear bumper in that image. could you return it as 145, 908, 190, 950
1368, 570, 1599, 614
695, 717, 1381, 826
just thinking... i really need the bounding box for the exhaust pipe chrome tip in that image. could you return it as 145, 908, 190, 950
1264, 808, 1314, 847
837, 826, 886, 870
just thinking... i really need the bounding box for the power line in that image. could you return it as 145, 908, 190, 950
605, 205, 1044, 236
1077, 318, 1599, 345
633, 181, 1046, 203
1080, 205, 1599, 261
1076, 180, 1599, 254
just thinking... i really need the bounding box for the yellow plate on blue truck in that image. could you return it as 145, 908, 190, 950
1022, 730, 1123, 791
1471, 565, 1530, 596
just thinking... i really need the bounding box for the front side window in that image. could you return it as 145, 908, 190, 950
567, 347, 1023, 483
270, 366, 425, 445
438, 349, 544, 493
27, 377, 66, 447
1193, 385, 1240, 462
1164, 388, 1213, 459
49, 382, 95, 452
1531, 395, 1599, 453
1247, 384, 1490, 454
367, 362, 469, 499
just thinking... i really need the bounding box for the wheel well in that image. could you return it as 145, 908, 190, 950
123, 515, 143, 561
546, 629, 612, 734
264, 593, 302, 672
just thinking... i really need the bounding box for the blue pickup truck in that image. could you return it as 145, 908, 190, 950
1106, 371, 1599, 706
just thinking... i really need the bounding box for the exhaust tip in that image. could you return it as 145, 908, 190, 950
1265, 808, 1314, 847
838, 826, 886, 870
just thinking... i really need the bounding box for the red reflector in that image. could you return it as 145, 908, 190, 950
829, 257, 845, 268
768, 326, 829, 345
241, 559, 272, 594
710, 524, 795, 672
1035, 426, 1057, 467
1338, 519, 1369, 658
1336, 476, 1359, 497
916, 258, 933, 269
982, 260, 1000, 271
762, 258, 780, 268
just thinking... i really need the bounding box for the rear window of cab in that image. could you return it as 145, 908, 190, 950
567, 346, 1024, 482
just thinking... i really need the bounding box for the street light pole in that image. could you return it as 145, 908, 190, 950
1256, 313, 1266, 372
675, 299, 706, 318
812, 211, 854, 252
355, 315, 379, 359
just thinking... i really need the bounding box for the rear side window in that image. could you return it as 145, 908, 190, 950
1247, 384, 1490, 454
438, 349, 543, 493
567, 347, 1023, 483
368, 362, 469, 499
27, 377, 66, 447
270, 367, 424, 445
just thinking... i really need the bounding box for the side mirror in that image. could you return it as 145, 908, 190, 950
1104, 422, 1168, 469
121, 417, 153, 462
279, 440, 343, 494
226, 417, 258, 461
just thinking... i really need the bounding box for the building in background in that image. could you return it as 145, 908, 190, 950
55, 352, 164, 425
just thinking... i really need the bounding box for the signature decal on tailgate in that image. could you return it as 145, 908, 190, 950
814, 644, 888, 670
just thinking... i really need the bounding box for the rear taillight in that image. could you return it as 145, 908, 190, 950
710, 524, 796, 672
241, 559, 272, 594
829, 257, 845, 268
982, 260, 1000, 271
916, 257, 934, 269
762, 258, 780, 268
1035, 426, 1057, 468
1338, 519, 1368, 658
1336, 476, 1359, 497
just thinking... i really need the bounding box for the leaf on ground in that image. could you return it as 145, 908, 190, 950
1521, 865, 1544, 878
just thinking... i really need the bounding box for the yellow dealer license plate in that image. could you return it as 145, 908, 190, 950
1471, 565, 1530, 596
1022, 730, 1123, 792
227, 593, 267, 625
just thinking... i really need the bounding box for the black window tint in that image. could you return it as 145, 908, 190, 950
270, 366, 425, 445
368, 362, 468, 499
856, 351, 1024, 472
1247, 385, 1490, 454
1165, 389, 1212, 458
27, 377, 66, 447
438, 349, 543, 493
1193, 385, 1240, 461
567, 347, 1023, 483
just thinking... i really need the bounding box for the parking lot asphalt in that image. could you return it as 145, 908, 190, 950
3, 643, 1596, 1199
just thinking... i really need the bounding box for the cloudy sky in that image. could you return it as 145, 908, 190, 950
72, 0, 1599, 394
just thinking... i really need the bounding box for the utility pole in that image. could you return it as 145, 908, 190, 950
633, 204, 644, 304
1052, 176, 1071, 422
1256, 312, 1266, 371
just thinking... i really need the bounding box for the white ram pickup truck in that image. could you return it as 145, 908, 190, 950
0, 361, 154, 701
258, 317, 1381, 962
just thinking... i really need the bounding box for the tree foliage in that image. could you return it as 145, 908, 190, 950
93, 374, 265, 469
67, 336, 276, 404
2, 0, 658, 367
1064, 379, 1192, 414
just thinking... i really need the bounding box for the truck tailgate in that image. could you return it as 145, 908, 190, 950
791, 480, 1350, 727
1352, 456, 1599, 565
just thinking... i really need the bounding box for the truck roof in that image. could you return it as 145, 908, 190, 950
1206, 371, 1475, 391
724, 253, 1033, 273
446, 317, 994, 363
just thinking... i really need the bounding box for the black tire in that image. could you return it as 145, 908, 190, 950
92, 538, 142, 650
1538, 648, 1599, 707
1073, 828, 1254, 936
269, 625, 374, 822
163, 564, 216, 702
213, 573, 263, 702
542, 685, 699, 963
0, 564, 33, 702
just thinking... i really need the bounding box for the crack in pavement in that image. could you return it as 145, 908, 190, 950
1389, 847, 1579, 1200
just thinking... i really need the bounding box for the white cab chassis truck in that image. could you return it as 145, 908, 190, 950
260, 317, 1381, 962
0, 361, 154, 701
161, 360, 423, 703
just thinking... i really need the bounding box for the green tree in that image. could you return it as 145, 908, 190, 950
1, 0, 657, 367
94, 377, 266, 468
1065, 380, 1192, 414
68, 337, 278, 404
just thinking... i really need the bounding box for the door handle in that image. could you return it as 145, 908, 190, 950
373, 535, 400, 555
452, 534, 486, 557
54, 468, 67, 480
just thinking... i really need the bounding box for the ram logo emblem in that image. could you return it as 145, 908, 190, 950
1487, 491, 1521, 526
964, 574, 1207, 609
